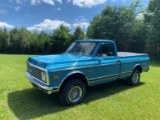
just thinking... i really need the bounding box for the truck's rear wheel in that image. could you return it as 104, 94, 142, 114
59, 79, 86, 106
127, 69, 140, 86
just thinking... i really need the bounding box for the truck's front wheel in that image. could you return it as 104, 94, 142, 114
127, 69, 140, 86
59, 79, 86, 106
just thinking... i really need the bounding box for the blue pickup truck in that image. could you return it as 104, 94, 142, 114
26, 39, 150, 105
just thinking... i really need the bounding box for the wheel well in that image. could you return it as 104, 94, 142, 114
61, 73, 88, 88
134, 65, 142, 73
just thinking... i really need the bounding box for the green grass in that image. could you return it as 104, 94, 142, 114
0, 54, 160, 120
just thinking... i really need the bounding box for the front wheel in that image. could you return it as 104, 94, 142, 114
59, 79, 86, 106
127, 69, 140, 86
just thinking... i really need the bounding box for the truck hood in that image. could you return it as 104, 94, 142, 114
27, 53, 91, 70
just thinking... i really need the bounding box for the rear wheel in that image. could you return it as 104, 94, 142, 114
59, 79, 86, 106
127, 69, 140, 86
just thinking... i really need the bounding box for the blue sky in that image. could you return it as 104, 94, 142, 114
0, 0, 150, 32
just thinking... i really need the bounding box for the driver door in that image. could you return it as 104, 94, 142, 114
93, 42, 121, 84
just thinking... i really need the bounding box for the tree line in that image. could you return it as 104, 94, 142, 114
0, 0, 159, 60
0, 25, 85, 54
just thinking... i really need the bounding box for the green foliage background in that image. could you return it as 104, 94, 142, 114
0, 0, 159, 60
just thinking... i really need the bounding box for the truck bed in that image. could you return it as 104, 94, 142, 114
118, 52, 147, 58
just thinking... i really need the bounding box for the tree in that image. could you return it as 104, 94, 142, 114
8, 27, 32, 54
87, 0, 143, 51
144, 0, 160, 59
127, 18, 146, 53
51, 25, 72, 53
73, 26, 85, 40
0, 28, 10, 53
28, 30, 40, 54
38, 31, 51, 54
9, 28, 20, 53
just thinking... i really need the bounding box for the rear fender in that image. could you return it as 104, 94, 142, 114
133, 64, 142, 73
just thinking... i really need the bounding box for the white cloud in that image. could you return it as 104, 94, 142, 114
15, 6, 20, 12
73, 16, 90, 31
68, 0, 107, 8
41, 0, 54, 5
31, 0, 42, 5
73, 22, 90, 29
27, 18, 90, 32
56, 7, 61, 11
75, 15, 87, 22
30, 0, 62, 5
27, 19, 71, 31
16, 0, 23, 4
55, 0, 62, 4
0, 21, 15, 29
111, 0, 126, 2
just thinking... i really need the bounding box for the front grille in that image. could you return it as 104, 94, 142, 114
27, 62, 45, 83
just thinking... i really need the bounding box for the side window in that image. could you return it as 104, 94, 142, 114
97, 43, 115, 57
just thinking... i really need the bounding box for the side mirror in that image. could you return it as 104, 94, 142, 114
102, 54, 107, 59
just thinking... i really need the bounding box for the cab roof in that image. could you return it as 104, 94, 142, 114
75, 39, 114, 43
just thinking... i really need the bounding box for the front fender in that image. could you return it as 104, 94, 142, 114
58, 70, 89, 90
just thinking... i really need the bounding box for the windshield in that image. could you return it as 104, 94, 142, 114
65, 41, 97, 56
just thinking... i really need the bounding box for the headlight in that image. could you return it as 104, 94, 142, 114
41, 72, 46, 82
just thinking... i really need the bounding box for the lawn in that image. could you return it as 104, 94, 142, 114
0, 54, 160, 120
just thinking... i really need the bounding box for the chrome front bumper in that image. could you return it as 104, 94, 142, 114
142, 68, 150, 72
26, 72, 59, 94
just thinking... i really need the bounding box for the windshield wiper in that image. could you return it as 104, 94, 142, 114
71, 52, 80, 55
66, 51, 80, 55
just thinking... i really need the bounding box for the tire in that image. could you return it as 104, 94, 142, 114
127, 69, 140, 86
59, 79, 86, 106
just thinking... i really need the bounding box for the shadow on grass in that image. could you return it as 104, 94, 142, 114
8, 80, 144, 119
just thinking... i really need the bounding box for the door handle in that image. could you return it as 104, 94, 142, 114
115, 60, 121, 64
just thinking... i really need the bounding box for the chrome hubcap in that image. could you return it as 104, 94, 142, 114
133, 73, 139, 84
68, 86, 82, 103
